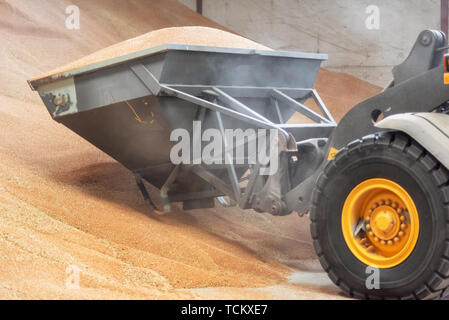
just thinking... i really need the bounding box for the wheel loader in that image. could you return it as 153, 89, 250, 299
29, 29, 449, 299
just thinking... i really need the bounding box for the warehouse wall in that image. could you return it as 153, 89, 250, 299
179, 0, 440, 86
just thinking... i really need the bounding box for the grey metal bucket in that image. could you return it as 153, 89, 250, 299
29, 44, 334, 210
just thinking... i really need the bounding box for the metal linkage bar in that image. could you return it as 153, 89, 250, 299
212, 87, 276, 125
238, 163, 261, 209
191, 166, 236, 200
310, 89, 335, 123
160, 85, 291, 138
272, 98, 284, 123
166, 84, 312, 99
130, 63, 161, 95
166, 84, 335, 125
272, 89, 330, 124
214, 108, 241, 201
168, 190, 224, 202
160, 165, 180, 213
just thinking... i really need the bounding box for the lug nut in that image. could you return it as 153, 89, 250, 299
366, 224, 371, 230
388, 240, 393, 245
399, 231, 405, 237
394, 237, 400, 243
400, 223, 406, 230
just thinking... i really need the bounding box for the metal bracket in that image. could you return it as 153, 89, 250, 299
160, 165, 180, 213
130, 62, 161, 95
134, 173, 161, 214
392, 30, 446, 86
191, 165, 237, 201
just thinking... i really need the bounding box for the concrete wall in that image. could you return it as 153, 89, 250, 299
179, 0, 441, 86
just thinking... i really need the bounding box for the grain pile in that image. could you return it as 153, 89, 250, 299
0, 0, 379, 299
34, 26, 271, 80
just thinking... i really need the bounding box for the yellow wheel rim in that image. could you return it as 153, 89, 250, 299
341, 178, 419, 268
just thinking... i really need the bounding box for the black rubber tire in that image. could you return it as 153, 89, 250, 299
310, 132, 449, 300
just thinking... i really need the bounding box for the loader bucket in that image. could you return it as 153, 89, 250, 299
29, 44, 334, 211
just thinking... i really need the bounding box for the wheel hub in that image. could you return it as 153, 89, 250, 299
341, 178, 419, 268
368, 202, 405, 241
